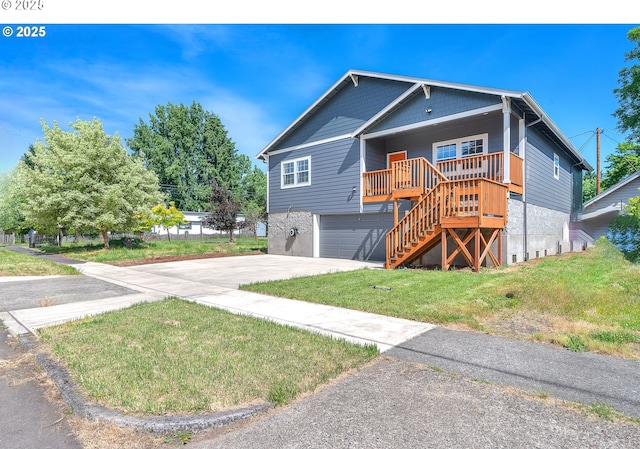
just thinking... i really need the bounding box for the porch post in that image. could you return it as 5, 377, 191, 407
519, 116, 526, 198
441, 228, 448, 271
502, 97, 511, 184
393, 199, 399, 226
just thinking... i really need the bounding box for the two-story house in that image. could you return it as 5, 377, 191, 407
257, 70, 592, 271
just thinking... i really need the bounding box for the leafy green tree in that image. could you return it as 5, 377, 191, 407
608, 213, 640, 263
149, 201, 187, 242
627, 193, 640, 218
582, 171, 597, 202
19, 118, 164, 249
614, 27, 640, 143
607, 186, 640, 263
239, 166, 267, 208
601, 142, 640, 190
205, 178, 243, 242
0, 169, 30, 235
242, 201, 266, 240
128, 101, 251, 211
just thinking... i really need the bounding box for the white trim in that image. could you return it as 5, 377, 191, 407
264, 154, 270, 213
359, 139, 365, 214
266, 134, 352, 157
583, 171, 640, 209
257, 74, 353, 160
432, 133, 488, 162
313, 214, 320, 258
502, 97, 511, 184
387, 150, 407, 168
256, 69, 591, 172
351, 83, 423, 138
519, 117, 526, 200
361, 104, 503, 140
578, 204, 625, 221
281, 156, 311, 189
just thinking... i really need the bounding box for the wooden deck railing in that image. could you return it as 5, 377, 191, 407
436, 153, 503, 183
363, 168, 392, 197
386, 179, 508, 266
510, 152, 524, 191
386, 186, 441, 264
365, 152, 522, 201
364, 157, 445, 198
440, 179, 507, 219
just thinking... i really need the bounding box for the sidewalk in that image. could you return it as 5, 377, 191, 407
1, 255, 434, 352
2, 247, 640, 427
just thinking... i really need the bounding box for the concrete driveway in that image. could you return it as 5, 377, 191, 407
123, 253, 383, 289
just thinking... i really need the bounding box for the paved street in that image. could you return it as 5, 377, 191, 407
1, 250, 639, 448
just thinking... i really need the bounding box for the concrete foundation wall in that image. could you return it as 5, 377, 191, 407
505, 199, 583, 264
268, 211, 314, 257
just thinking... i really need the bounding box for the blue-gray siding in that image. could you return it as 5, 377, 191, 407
583, 177, 640, 215
269, 138, 361, 215
369, 86, 500, 134
525, 127, 574, 214
366, 113, 519, 171
277, 77, 412, 150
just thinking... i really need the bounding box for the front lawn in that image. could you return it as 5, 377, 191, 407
241, 239, 640, 359
39, 297, 378, 416
40, 237, 267, 264
0, 248, 79, 276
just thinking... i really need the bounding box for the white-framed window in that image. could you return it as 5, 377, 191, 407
281, 156, 311, 188
433, 133, 488, 162
553, 153, 560, 180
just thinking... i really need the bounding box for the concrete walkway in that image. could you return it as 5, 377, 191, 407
2, 248, 640, 427
1, 253, 434, 352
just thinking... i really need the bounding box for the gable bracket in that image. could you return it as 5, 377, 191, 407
422, 84, 430, 99
350, 74, 359, 87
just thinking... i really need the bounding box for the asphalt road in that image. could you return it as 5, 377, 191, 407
1, 249, 640, 448
0, 326, 82, 449
187, 358, 640, 449
0, 276, 139, 311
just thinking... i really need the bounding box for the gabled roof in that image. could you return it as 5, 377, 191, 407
583, 171, 640, 210
257, 69, 592, 171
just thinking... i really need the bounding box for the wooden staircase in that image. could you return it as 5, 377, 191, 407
386, 184, 444, 269
370, 158, 509, 271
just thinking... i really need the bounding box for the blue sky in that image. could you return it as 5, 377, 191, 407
1, 21, 637, 176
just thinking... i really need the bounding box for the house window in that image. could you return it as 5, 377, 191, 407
281, 156, 311, 188
553, 153, 560, 179
433, 134, 488, 162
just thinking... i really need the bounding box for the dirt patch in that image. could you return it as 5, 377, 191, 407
108, 251, 264, 267
482, 311, 556, 339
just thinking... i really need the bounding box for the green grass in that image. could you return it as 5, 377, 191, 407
241, 239, 640, 358
40, 236, 267, 264
39, 297, 378, 416
0, 248, 79, 276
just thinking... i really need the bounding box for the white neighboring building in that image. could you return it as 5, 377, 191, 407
575, 171, 640, 245
151, 211, 266, 239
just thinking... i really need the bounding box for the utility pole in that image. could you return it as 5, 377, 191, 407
596, 127, 602, 195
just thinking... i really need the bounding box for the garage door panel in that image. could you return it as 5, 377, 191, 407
319, 213, 392, 261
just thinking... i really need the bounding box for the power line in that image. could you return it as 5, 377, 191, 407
568, 130, 595, 140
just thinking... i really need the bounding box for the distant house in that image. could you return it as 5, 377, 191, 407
256, 70, 592, 270
576, 172, 640, 244
152, 211, 266, 239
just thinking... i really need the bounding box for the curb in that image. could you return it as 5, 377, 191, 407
18, 335, 273, 435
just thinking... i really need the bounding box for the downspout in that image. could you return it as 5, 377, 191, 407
523, 113, 542, 262
523, 112, 545, 261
